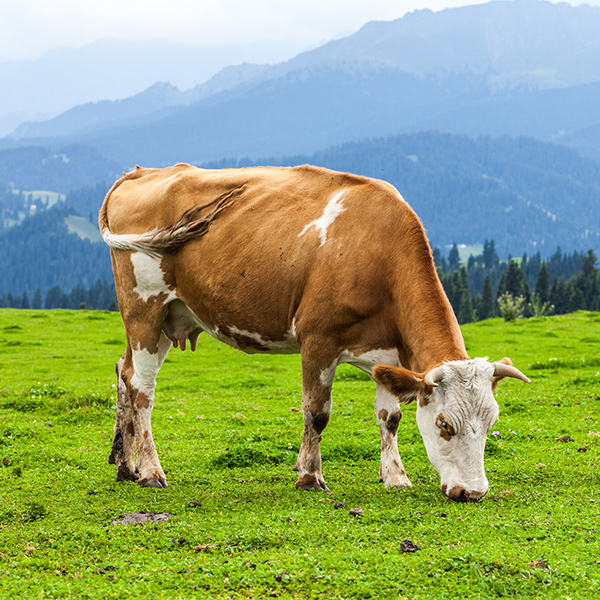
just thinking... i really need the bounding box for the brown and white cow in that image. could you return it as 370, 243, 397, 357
99, 163, 530, 502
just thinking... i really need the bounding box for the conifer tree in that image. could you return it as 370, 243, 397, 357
550, 277, 569, 314
448, 244, 460, 272
458, 268, 474, 324
498, 260, 530, 300
478, 276, 496, 320
32, 288, 42, 309
534, 262, 550, 304
482, 240, 498, 270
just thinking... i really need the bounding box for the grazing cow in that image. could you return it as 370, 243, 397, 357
99, 163, 530, 502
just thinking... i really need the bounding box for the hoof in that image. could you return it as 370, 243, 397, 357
383, 475, 413, 490
295, 474, 328, 492
116, 465, 139, 482
139, 477, 168, 489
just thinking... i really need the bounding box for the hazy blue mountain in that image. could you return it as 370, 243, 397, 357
2, 0, 600, 166
0, 38, 303, 137
53, 68, 490, 167
7, 83, 200, 140
562, 122, 600, 163
187, 0, 600, 97
292, 0, 600, 88
0, 145, 120, 194
12, 65, 596, 169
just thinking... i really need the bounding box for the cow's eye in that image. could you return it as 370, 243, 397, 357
441, 421, 455, 435
435, 414, 456, 437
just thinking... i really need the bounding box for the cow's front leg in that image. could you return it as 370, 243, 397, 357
294, 350, 337, 491
375, 383, 412, 489
108, 354, 138, 481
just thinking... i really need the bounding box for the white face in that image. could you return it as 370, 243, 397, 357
416, 359, 499, 502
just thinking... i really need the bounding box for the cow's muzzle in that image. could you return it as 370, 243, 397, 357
442, 484, 487, 503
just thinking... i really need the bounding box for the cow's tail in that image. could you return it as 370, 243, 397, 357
99, 185, 242, 255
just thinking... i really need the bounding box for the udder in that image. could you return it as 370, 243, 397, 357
162, 300, 202, 351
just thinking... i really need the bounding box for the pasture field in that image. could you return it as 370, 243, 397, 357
0, 308, 599, 599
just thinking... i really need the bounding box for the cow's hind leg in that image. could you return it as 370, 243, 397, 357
114, 309, 172, 488
109, 333, 172, 484
108, 353, 138, 481
294, 343, 337, 491
375, 383, 412, 489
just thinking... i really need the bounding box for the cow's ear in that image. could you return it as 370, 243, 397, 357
372, 365, 429, 404
491, 357, 512, 391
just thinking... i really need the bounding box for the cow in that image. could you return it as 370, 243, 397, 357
99, 163, 530, 502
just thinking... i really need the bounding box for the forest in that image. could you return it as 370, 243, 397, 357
1, 237, 598, 324
436, 240, 599, 323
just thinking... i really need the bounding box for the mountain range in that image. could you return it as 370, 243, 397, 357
0, 38, 306, 138
2, 0, 600, 165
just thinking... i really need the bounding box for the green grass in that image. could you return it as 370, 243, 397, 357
1, 308, 599, 599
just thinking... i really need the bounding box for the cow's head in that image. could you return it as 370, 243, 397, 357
373, 357, 530, 502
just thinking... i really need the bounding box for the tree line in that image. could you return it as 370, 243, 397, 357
0, 280, 117, 311
436, 240, 600, 323
1, 239, 598, 325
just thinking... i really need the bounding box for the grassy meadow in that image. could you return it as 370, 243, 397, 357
0, 308, 599, 599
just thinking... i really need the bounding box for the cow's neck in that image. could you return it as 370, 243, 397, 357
395, 248, 468, 373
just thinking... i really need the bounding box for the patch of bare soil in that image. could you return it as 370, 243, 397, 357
110, 512, 175, 525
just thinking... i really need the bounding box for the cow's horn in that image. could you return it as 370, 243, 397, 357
493, 362, 531, 384
424, 366, 445, 387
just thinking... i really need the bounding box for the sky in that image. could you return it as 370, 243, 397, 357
1, 0, 599, 63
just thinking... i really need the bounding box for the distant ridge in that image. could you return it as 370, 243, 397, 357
2, 0, 600, 165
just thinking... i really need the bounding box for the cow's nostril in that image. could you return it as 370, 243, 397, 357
445, 485, 469, 502
464, 489, 487, 502
445, 485, 487, 502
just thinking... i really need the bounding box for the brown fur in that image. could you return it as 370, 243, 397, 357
101, 164, 467, 371
372, 365, 429, 404
312, 412, 330, 435
386, 412, 402, 435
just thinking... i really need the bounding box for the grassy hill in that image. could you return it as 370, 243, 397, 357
1, 308, 599, 598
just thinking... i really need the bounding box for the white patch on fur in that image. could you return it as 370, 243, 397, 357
161, 299, 300, 356
130, 345, 159, 394
338, 348, 401, 374
130, 252, 177, 303
317, 348, 399, 390
375, 383, 412, 489
227, 325, 299, 354
157, 333, 173, 366
416, 358, 498, 497
298, 191, 346, 246
319, 360, 338, 388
